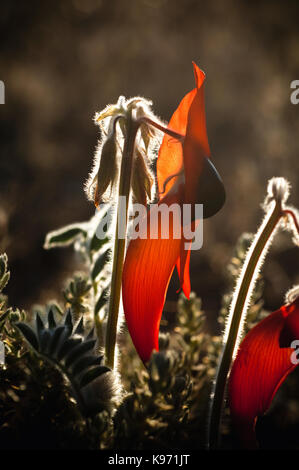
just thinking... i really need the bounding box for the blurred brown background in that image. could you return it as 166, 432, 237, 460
0, 0, 298, 320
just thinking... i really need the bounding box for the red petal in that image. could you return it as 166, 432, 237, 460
183, 63, 210, 205
157, 90, 194, 198
157, 63, 209, 293
176, 242, 191, 298
175, 219, 199, 298
229, 298, 299, 448
122, 191, 183, 363
122, 63, 210, 362
157, 62, 209, 200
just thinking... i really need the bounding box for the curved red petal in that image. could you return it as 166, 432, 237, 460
157, 88, 196, 198
176, 242, 191, 298
122, 192, 183, 363
183, 63, 211, 205
157, 63, 209, 292
229, 298, 299, 448
157, 62, 209, 200
122, 63, 211, 362
175, 219, 199, 298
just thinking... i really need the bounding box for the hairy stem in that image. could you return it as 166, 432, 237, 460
140, 116, 184, 141
105, 116, 139, 368
208, 200, 283, 449
283, 209, 299, 236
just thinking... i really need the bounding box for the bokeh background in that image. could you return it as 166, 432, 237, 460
0, 0, 298, 325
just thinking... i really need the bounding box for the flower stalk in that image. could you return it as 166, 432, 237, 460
208, 195, 284, 449
105, 115, 139, 369
140, 116, 184, 141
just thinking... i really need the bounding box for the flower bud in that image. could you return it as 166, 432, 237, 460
93, 133, 118, 206
263, 176, 290, 209
140, 122, 157, 153
85, 118, 119, 207
131, 149, 154, 206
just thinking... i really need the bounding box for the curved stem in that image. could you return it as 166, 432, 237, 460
208, 201, 283, 449
283, 209, 299, 236
140, 116, 184, 141
105, 116, 139, 368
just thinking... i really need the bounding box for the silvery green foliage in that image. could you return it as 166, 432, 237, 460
44, 205, 111, 256
63, 275, 92, 320
0, 254, 26, 355
0, 235, 273, 449
114, 347, 192, 449
44, 207, 112, 321
16, 309, 112, 416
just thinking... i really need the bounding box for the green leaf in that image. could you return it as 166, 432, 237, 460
0, 272, 10, 292
79, 365, 110, 388
16, 323, 39, 350
48, 325, 66, 356
40, 329, 52, 353
91, 249, 111, 280
57, 337, 82, 361
64, 339, 96, 369
90, 234, 110, 253
74, 317, 84, 335
0, 310, 10, 323
72, 355, 104, 377
36, 313, 45, 343
47, 303, 63, 318
89, 203, 112, 251
64, 309, 73, 331
0, 253, 8, 278
15, 311, 113, 416
95, 286, 110, 315
0, 253, 10, 293
44, 224, 88, 249
47, 308, 56, 329
86, 327, 95, 340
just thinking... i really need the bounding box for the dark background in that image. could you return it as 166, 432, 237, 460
0, 0, 298, 320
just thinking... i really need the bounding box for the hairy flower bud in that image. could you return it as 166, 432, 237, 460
94, 134, 118, 207
85, 95, 163, 209
263, 176, 290, 209
261, 177, 299, 248
131, 148, 154, 205
85, 118, 118, 207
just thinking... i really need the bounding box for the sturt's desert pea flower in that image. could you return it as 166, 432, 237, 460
229, 290, 299, 448
122, 63, 225, 363
208, 177, 299, 449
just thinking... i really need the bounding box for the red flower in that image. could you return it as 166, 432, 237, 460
122, 62, 225, 363
229, 296, 299, 448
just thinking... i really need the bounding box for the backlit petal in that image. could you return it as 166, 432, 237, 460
157, 62, 209, 200
122, 191, 183, 363
229, 298, 299, 448
122, 63, 223, 363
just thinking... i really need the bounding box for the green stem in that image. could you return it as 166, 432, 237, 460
105, 115, 139, 368
283, 209, 299, 236
208, 200, 283, 449
141, 116, 184, 141
92, 280, 104, 350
